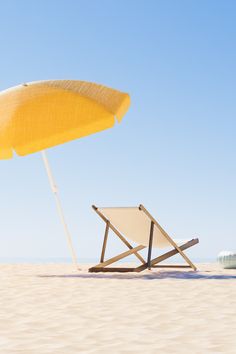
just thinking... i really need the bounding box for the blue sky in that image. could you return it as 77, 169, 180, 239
0, 0, 235, 262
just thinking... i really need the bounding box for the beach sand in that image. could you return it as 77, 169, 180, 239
0, 263, 235, 354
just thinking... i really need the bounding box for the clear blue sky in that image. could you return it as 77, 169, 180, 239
0, 0, 235, 262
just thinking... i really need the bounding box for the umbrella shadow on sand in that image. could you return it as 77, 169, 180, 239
37, 271, 236, 280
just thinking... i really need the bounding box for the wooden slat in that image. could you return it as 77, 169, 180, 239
100, 221, 110, 263
92, 245, 145, 269
147, 221, 154, 270
89, 267, 137, 273
153, 265, 191, 268
136, 238, 199, 272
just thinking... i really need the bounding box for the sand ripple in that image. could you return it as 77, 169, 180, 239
0, 263, 235, 353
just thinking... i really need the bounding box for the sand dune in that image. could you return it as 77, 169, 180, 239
0, 263, 235, 353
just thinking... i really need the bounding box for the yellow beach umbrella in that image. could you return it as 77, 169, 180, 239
0, 80, 130, 267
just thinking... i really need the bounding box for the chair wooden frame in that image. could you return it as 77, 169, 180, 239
89, 204, 199, 273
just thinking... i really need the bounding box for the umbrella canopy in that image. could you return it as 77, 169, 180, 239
0, 80, 130, 268
0, 80, 130, 159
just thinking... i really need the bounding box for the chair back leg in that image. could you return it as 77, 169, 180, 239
147, 221, 154, 269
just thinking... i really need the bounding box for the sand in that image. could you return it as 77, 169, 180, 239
0, 263, 235, 354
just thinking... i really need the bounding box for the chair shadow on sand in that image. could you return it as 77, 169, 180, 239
38, 271, 236, 281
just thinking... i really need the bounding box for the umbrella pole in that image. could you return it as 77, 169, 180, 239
41, 150, 78, 269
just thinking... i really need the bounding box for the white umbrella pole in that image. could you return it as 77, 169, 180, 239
41, 150, 78, 269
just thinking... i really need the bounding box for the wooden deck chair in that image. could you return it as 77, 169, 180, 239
89, 205, 199, 273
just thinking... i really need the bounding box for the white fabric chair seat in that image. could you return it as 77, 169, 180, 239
99, 207, 190, 249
